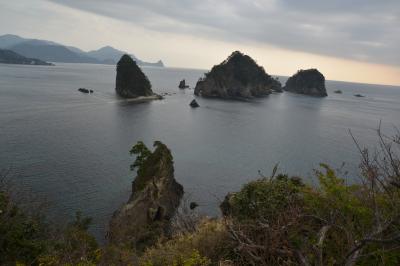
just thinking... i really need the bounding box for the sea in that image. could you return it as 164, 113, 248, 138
0, 63, 399, 241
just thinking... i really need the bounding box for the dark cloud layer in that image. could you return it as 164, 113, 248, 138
49, 0, 400, 66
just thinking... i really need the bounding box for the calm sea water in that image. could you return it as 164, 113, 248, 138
1, 63, 399, 240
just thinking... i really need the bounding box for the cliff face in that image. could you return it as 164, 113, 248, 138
115, 54, 153, 98
284, 69, 327, 97
108, 141, 184, 251
194, 51, 281, 99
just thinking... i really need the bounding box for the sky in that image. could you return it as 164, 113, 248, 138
0, 0, 399, 86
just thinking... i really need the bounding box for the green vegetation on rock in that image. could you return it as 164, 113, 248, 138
194, 51, 282, 99
108, 141, 184, 254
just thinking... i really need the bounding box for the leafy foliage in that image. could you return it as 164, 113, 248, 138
0, 191, 48, 265
130, 141, 152, 172
139, 219, 230, 266
224, 164, 400, 265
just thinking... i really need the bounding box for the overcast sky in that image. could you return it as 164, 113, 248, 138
1, 0, 399, 85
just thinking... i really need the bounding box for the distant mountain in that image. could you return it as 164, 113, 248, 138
87, 46, 127, 62
10, 42, 99, 63
87, 46, 164, 67
0, 35, 57, 48
0, 49, 53, 65
65, 46, 86, 55
0, 34, 164, 67
0, 34, 26, 48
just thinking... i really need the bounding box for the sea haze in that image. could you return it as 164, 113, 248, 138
0, 63, 399, 240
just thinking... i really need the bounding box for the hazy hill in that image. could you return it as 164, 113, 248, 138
0, 49, 53, 65
87, 46, 127, 62
88, 46, 164, 66
10, 42, 99, 63
0, 34, 26, 48
0, 34, 164, 66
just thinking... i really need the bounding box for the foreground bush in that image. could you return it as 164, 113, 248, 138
0, 191, 48, 265
139, 219, 231, 266
223, 165, 400, 265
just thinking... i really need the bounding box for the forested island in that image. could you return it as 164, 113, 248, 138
284, 69, 328, 97
194, 51, 282, 99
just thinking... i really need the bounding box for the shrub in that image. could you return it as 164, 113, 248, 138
139, 219, 232, 265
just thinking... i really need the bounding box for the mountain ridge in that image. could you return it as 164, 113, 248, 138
0, 34, 164, 67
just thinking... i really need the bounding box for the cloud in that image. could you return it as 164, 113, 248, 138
47, 0, 400, 67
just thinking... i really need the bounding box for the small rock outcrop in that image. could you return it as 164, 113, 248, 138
284, 69, 327, 97
178, 79, 189, 89
354, 94, 365, 98
78, 88, 89, 94
334, 90, 343, 94
189, 99, 200, 108
115, 54, 153, 98
194, 51, 281, 99
108, 141, 184, 251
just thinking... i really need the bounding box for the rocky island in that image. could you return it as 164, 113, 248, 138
284, 69, 327, 97
108, 141, 184, 251
194, 51, 282, 99
178, 79, 189, 89
190, 99, 200, 108
115, 54, 161, 101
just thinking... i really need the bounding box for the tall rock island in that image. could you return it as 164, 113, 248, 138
194, 51, 282, 99
284, 69, 327, 97
115, 54, 153, 98
108, 141, 184, 251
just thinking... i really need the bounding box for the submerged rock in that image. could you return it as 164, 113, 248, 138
284, 69, 327, 97
178, 79, 189, 89
194, 51, 280, 99
108, 141, 184, 251
115, 54, 153, 98
334, 90, 343, 94
189, 99, 200, 108
189, 202, 199, 210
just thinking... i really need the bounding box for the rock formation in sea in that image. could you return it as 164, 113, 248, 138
189, 99, 200, 108
283, 69, 327, 97
194, 51, 281, 99
108, 141, 184, 251
178, 79, 189, 89
115, 54, 153, 98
